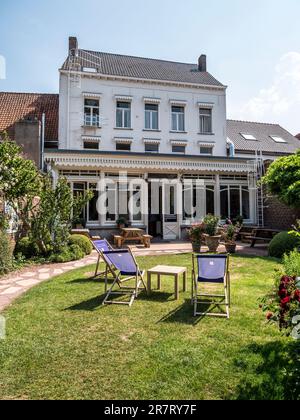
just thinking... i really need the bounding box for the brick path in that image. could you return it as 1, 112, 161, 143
0, 242, 268, 312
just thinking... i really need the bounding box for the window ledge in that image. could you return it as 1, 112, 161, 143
198, 132, 215, 136
114, 127, 133, 131
82, 125, 102, 129
143, 129, 161, 133
170, 131, 188, 134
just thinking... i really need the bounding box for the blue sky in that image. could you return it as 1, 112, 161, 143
1, 0, 300, 133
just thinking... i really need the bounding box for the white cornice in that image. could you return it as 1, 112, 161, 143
45, 152, 255, 174
60, 70, 227, 91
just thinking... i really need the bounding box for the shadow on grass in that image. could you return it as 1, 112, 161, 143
65, 294, 107, 311
229, 341, 300, 400
156, 299, 227, 326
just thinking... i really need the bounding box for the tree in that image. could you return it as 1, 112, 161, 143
0, 133, 41, 237
31, 176, 93, 254
262, 150, 300, 208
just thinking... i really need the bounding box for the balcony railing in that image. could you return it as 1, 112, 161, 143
84, 114, 100, 127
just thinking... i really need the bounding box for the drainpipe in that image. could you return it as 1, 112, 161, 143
41, 113, 46, 171
227, 138, 235, 158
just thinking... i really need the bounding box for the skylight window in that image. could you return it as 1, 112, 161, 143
270, 136, 287, 144
240, 133, 257, 141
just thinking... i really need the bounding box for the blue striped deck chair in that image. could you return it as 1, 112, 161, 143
192, 254, 231, 318
102, 248, 146, 307
92, 239, 116, 288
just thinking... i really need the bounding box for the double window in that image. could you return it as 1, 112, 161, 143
220, 185, 250, 220
200, 146, 213, 156
145, 143, 159, 153
145, 104, 159, 130
172, 145, 186, 154
116, 101, 131, 128
105, 181, 142, 223
84, 99, 100, 127
199, 108, 212, 134
171, 106, 185, 132
116, 142, 131, 151
183, 184, 215, 221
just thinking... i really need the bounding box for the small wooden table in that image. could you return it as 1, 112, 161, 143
147, 265, 187, 300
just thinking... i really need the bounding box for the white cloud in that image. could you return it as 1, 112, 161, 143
235, 52, 300, 134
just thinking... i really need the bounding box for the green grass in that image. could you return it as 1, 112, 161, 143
0, 254, 297, 400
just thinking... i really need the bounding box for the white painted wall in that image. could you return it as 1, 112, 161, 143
59, 73, 227, 157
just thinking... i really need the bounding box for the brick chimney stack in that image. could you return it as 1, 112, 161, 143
198, 55, 207, 72
69, 37, 78, 56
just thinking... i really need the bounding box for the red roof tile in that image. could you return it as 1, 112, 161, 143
0, 92, 58, 141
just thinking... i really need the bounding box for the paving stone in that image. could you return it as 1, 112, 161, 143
16, 279, 40, 287
38, 274, 51, 280
38, 268, 51, 273
22, 272, 37, 278
0, 287, 23, 295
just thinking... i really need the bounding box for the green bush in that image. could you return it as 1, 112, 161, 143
14, 237, 40, 259
268, 232, 300, 259
283, 250, 300, 277
69, 234, 92, 256
48, 244, 85, 263
0, 230, 13, 275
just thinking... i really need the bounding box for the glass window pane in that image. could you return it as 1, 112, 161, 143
220, 187, 229, 219
172, 113, 177, 131
116, 109, 122, 127
206, 187, 215, 215
117, 102, 130, 109
242, 188, 250, 219
152, 111, 158, 130
124, 109, 131, 128
145, 144, 159, 153
89, 190, 99, 222
145, 104, 158, 111
145, 110, 151, 129
178, 113, 184, 131
230, 188, 241, 220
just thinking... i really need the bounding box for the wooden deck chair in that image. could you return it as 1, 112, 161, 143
192, 254, 231, 319
92, 239, 116, 289
102, 248, 146, 307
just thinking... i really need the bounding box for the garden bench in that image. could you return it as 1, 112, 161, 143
248, 228, 281, 248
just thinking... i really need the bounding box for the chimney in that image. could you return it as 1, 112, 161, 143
69, 37, 78, 55
198, 55, 207, 72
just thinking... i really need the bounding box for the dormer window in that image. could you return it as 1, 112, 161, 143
84, 98, 100, 127
270, 136, 287, 143
240, 133, 257, 141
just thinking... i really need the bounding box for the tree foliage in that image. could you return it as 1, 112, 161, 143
262, 150, 300, 208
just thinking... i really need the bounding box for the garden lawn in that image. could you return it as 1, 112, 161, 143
0, 254, 294, 400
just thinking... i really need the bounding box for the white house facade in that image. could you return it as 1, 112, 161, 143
45, 37, 259, 240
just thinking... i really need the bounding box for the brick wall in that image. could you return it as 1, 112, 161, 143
264, 195, 300, 230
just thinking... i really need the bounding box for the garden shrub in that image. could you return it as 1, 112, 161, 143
0, 230, 13, 275
283, 250, 300, 278
14, 237, 40, 259
269, 232, 300, 259
69, 234, 92, 256
48, 244, 85, 264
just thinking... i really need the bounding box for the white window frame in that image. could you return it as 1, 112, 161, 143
220, 184, 251, 222
116, 101, 132, 129
199, 108, 213, 134
84, 99, 100, 127
171, 106, 185, 132
145, 103, 159, 130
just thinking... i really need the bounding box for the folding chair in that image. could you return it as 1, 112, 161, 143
192, 254, 230, 319
92, 239, 116, 288
102, 248, 146, 307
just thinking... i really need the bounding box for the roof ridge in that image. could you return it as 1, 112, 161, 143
81, 49, 200, 68
227, 119, 280, 127
0, 91, 59, 96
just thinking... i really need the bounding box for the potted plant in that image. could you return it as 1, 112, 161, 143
203, 214, 221, 253
222, 221, 241, 254
116, 216, 127, 229
187, 222, 205, 253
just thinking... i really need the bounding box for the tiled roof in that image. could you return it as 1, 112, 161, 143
0, 92, 59, 141
227, 120, 300, 155
61, 50, 225, 88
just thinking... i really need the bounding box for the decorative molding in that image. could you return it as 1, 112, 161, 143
170, 140, 188, 147
170, 99, 188, 106
115, 95, 133, 102
82, 92, 102, 99
45, 152, 256, 174
198, 141, 215, 147
114, 137, 133, 144
143, 138, 161, 145
82, 136, 101, 142
197, 101, 214, 108
143, 97, 161, 104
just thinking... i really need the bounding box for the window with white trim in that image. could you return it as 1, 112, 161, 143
199, 108, 212, 134
200, 146, 213, 155
220, 185, 250, 220
172, 145, 186, 154
183, 184, 215, 221
171, 106, 185, 132
83, 140, 100, 150
116, 101, 131, 128
84, 99, 100, 127
116, 142, 131, 151
145, 104, 159, 130
145, 143, 159, 153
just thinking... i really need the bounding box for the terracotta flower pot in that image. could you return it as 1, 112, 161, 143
225, 243, 237, 254
204, 234, 221, 253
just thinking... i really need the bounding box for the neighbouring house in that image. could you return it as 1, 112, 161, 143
227, 120, 300, 230
0, 92, 59, 168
